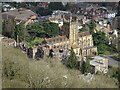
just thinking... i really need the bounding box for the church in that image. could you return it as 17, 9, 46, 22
44, 14, 98, 61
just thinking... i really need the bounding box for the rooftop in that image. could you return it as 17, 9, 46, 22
2, 8, 37, 21
78, 31, 91, 37
52, 10, 71, 16
90, 56, 107, 66
45, 35, 67, 42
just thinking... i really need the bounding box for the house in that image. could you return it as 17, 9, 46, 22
50, 10, 71, 22
50, 10, 88, 29
2, 8, 37, 26
114, 17, 120, 59
37, 16, 50, 22
2, 3, 16, 12
105, 11, 117, 19
49, 10, 71, 28
90, 56, 108, 74
108, 30, 118, 49
110, 16, 120, 58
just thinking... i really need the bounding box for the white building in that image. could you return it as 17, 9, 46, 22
105, 11, 117, 19
2, 3, 16, 12
50, 20, 63, 27
90, 56, 108, 74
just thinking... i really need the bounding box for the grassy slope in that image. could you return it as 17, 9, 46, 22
2, 44, 118, 88
0, 20, 2, 34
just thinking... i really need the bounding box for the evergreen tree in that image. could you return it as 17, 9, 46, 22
85, 58, 90, 73
2, 19, 16, 38
116, 1, 120, 16
67, 48, 78, 69
35, 7, 52, 16
15, 22, 25, 42
65, 3, 71, 11
81, 60, 86, 74
89, 20, 96, 34
48, 2, 65, 10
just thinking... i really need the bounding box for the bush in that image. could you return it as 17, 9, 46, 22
67, 48, 78, 69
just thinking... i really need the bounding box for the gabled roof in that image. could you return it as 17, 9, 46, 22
2, 8, 37, 21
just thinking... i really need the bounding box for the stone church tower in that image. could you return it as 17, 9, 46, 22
69, 16, 78, 46
62, 15, 78, 47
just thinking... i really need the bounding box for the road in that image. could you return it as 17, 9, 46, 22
104, 55, 120, 67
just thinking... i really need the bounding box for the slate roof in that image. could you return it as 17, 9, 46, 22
78, 31, 91, 37
2, 8, 37, 21
45, 35, 67, 43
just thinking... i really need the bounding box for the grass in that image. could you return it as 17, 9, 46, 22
2, 43, 119, 88
0, 20, 2, 34
2, 78, 29, 88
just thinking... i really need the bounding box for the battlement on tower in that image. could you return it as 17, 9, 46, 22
63, 14, 78, 24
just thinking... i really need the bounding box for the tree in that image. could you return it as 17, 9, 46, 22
47, 22, 60, 37
67, 48, 78, 68
27, 2, 39, 7
88, 20, 96, 34
35, 7, 52, 16
81, 58, 90, 74
48, 2, 65, 10
2, 19, 16, 38
116, 68, 120, 88
93, 31, 108, 54
27, 22, 60, 38
112, 68, 120, 88
85, 58, 90, 74
14, 22, 26, 42
81, 60, 86, 74
79, 24, 89, 32
65, 3, 71, 11
116, 1, 120, 16
93, 31, 108, 46
93, 31, 117, 55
